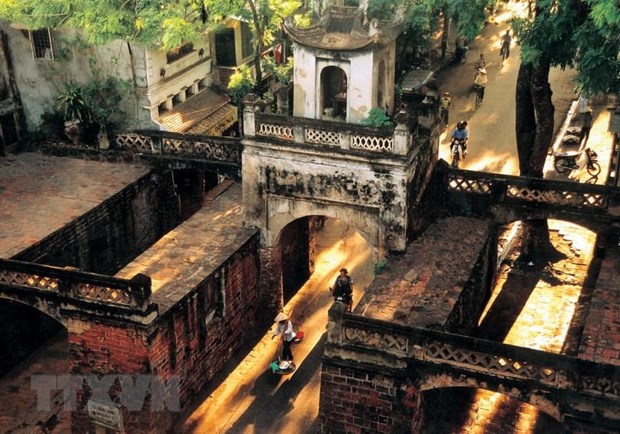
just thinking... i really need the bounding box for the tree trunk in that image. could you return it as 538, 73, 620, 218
441, 8, 449, 59
515, 58, 556, 259
248, 0, 263, 84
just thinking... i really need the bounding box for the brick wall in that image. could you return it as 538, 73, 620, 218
147, 234, 261, 410
318, 361, 418, 434
66, 316, 163, 433
13, 170, 177, 274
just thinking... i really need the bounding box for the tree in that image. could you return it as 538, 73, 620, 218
203, 0, 301, 83
513, 0, 619, 259
0, 0, 205, 50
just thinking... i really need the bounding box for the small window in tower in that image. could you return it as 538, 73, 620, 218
29, 29, 54, 60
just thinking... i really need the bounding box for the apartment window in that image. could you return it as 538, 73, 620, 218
215, 28, 236, 67
166, 42, 194, 64
29, 29, 54, 60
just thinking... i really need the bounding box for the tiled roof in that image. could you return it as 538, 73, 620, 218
158, 88, 231, 133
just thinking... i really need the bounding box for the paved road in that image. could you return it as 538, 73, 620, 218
180, 219, 376, 434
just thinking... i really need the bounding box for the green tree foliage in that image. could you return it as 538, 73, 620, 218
513, 0, 619, 258
0, 0, 205, 50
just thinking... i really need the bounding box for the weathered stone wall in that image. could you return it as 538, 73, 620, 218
13, 170, 178, 274
242, 142, 410, 252
147, 235, 261, 410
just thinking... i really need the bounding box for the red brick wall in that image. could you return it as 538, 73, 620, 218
318, 362, 419, 434
66, 316, 162, 433
148, 234, 261, 409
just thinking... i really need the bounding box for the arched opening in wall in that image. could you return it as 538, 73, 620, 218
320, 66, 347, 121
420, 388, 562, 433
172, 169, 232, 221
477, 219, 600, 351
0, 299, 69, 432
275, 216, 376, 308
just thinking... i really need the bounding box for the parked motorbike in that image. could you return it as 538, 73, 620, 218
455, 42, 468, 64
554, 147, 600, 176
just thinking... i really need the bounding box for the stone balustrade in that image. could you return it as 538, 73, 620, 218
0, 258, 154, 312
244, 109, 413, 156
445, 165, 618, 212
114, 130, 242, 164
332, 313, 620, 402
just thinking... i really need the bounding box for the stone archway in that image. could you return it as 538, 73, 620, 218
320, 65, 348, 120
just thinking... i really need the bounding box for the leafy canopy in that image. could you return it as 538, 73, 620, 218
513, 0, 620, 95
0, 0, 206, 49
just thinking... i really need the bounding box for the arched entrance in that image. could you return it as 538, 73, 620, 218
320, 66, 347, 120
274, 216, 377, 307
0, 299, 69, 432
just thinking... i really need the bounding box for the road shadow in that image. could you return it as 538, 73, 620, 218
476, 261, 543, 342
224, 333, 327, 434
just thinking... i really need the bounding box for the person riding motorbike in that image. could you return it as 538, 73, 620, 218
474, 68, 488, 102
451, 121, 469, 161
474, 53, 486, 73
332, 268, 353, 312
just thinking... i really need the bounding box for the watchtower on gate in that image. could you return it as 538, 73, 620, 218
283, 3, 403, 123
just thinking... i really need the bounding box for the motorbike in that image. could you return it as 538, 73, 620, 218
554, 147, 601, 176
269, 327, 304, 375
450, 139, 467, 168
329, 287, 353, 312
454, 41, 468, 64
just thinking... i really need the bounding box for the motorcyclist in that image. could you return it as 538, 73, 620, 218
332, 268, 353, 312
474, 53, 486, 72
451, 121, 469, 160
474, 68, 488, 102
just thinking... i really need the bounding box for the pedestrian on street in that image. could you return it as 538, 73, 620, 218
272, 312, 296, 362
500, 30, 512, 59
579, 108, 594, 147
440, 92, 452, 127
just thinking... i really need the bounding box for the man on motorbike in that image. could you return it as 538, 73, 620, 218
451, 121, 469, 160
332, 268, 353, 312
474, 53, 486, 72
474, 68, 488, 102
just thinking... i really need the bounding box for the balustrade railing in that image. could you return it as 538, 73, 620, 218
339, 315, 620, 400
246, 112, 411, 156
114, 130, 242, 164
445, 168, 614, 212
0, 258, 153, 311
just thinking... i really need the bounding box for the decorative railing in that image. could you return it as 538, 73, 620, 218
0, 258, 153, 312
247, 112, 408, 156
114, 130, 242, 164
445, 168, 615, 212
338, 315, 620, 401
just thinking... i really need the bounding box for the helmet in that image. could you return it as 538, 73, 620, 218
443, 92, 449, 96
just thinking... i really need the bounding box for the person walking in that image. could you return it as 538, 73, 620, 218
439, 92, 452, 127
579, 108, 594, 147
272, 312, 296, 362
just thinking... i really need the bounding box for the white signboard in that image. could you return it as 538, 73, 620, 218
87, 400, 124, 431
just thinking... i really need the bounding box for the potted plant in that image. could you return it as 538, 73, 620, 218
56, 82, 98, 145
